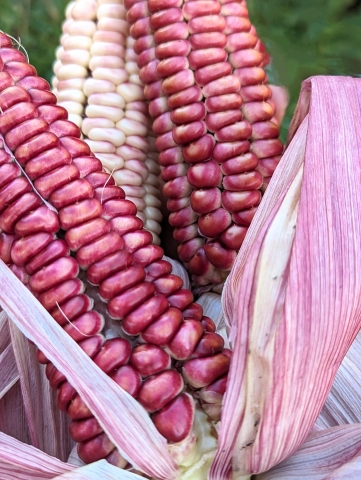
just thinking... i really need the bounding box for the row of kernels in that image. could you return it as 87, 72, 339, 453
185, 0, 257, 275
220, 0, 283, 186
123, 35, 163, 240
83, 0, 146, 225
145, 0, 211, 282
143, 131, 163, 244
148, 0, 254, 285
53, 0, 97, 128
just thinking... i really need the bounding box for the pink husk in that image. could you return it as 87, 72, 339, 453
317, 329, 361, 428
256, 424, 361, 480
0, 379, 30, 446
214, 76, 361, 477
53, 460, 145, 479
0, 432, 73, 479
323, 458, 361, 480
9, 322, 72, 460
0, 312, 30, 447
0, 343, 19, 400
0, 312, 11, 353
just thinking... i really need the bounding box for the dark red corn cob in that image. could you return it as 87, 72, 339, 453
0, 33, 230, 466
125, 0, 283, 291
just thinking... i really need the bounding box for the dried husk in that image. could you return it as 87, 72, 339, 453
0, 432, 145, 480
256, 424, 361, 479
53, 460, 145, 479
322, 457, 361, 480
0, 311, 71, 459
222, 112, 308, 338
213, 76, 361, 478
9, 322, 72, 460
0, 340, 18, 400
317, 330, 361, 428
196, 293, 229, 347
0, 432, 73, 479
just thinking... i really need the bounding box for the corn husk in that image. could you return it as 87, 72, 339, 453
0, 311, 71, 460
256, 424, 361, 480
222, 112, 307, 337
0, 339, 18, 400
9, 321, 72, 460
0, 432, 145, 480
323, 457, 361, 480
213, 76, 361, 478
0, 432, 73, 479
164, 256, 191, 291
196, 293, 229, 348
0, 261, 178, 480
53, 460, 145, 479
317, 329, 361, 428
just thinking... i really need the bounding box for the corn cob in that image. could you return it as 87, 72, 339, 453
0, 32, 230, 469
52, 0, 164, 245
125, 0, 283, 290
83, 0, 149, 224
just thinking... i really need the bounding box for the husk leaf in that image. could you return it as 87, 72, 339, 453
0, 432, 73, 479
53, 460, 145, 479
317, 329, 361, 428
256, 424, 361, 479
0, 343, 18, 400
214, 76, 361, 478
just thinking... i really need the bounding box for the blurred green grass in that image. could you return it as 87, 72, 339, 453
1, 0, 361, 140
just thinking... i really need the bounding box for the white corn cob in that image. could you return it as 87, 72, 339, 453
52, 0, 164, 239
80, 0, 143, 227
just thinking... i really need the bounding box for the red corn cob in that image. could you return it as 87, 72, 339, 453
0, 33, 229, 467
125, 0, 283, 291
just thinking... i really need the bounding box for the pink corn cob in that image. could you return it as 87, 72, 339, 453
0, 33, 229, 465
125, 0, 283, 290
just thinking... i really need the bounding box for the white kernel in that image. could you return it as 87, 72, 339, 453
96, 153, 125, 171
88, 128, 126, 148
117, 82, 144, 102
86, 105, 124, 123
113, 169, 143, 186
85, 140, 116, 153
84, 78, 117, 95
116, 118, 148, 137
57, 64, 88, 80
58, 100, 83, 115
57, 89, 86, 104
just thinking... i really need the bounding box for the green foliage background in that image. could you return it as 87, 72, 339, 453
1, 0, 361, 139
